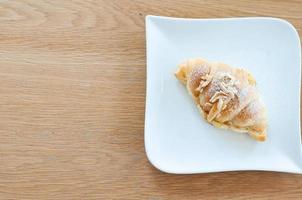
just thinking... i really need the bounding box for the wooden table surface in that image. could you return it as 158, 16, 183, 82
0, 0, 302, 199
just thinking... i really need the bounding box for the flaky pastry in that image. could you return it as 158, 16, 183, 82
175, 58, 267, 141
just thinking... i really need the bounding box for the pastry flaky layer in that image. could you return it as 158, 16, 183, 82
175, 58, 267, 141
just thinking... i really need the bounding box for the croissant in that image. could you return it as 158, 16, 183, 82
175, 58, 267, 141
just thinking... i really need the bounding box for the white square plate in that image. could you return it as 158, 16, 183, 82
145, 15, 302, 174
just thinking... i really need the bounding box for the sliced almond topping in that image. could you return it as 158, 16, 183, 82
217, 98, 224, 112
209, 91, 227, 103
207, 103, 219, 122
195, 73, 213, 93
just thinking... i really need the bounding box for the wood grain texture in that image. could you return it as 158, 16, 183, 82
0, 0, 301, 199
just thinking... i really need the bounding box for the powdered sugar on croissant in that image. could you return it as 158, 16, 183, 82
175, 58, 267, 141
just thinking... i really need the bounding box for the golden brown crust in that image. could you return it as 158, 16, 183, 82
175, 58, 267, 141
